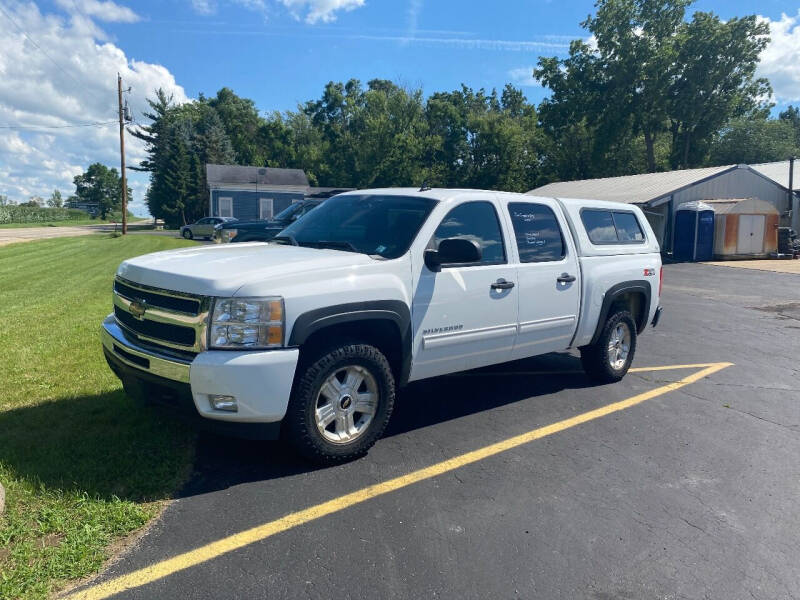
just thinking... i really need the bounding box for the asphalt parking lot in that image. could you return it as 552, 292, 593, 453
70, 263, 800, 600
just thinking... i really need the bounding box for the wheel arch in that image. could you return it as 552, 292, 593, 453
288, 301, 412, 386
589, 280, 651, 345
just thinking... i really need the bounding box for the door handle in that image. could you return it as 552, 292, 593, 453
491, 279, 515, 290
557, 273, 576, 283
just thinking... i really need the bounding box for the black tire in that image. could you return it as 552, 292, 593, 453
580, 310, 637, 383
284, 342, 395, 464
182, 229, 193, 240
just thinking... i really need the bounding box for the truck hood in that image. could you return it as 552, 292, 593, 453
117, 243, 374, 296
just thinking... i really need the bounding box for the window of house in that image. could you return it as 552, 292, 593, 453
218, 197, 233, 218
259, 198, 274, 220
508, 202, 566, 263
432, 201, 506, 265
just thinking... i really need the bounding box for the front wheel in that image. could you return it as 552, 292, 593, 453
182, 229, 193, 240
284, 343, 395, 464
580, 310, 637, 383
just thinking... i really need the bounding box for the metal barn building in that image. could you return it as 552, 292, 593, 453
529, 163, 797, 255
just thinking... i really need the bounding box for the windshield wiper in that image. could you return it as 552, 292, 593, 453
312, 240, 360, 253
272, 235, 298, 246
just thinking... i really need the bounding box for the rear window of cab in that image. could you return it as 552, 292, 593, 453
580, 209, 645, 244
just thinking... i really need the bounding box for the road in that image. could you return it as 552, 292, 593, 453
71, 263, 800, 600
0, 225, 209, 247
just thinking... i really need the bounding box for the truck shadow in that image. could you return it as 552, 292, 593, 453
0, 354, 594, 503
0, 390, 195, 503
179, 352, 595, 498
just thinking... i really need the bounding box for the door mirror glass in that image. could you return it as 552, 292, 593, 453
438, 238, 482, 265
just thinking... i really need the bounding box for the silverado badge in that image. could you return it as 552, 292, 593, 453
129, 299, 147, 319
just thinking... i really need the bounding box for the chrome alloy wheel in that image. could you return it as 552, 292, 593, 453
607, 321, 631, 370
315, 365, 378, 444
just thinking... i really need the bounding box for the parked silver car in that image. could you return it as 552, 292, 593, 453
179, 217, 237, 240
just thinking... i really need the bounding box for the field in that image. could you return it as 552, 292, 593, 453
0, 216, 146, 229
0, 235, 197, 599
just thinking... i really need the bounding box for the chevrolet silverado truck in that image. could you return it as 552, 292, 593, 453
102, 188, 663, 463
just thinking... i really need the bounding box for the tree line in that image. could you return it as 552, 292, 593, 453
128, 0, 800, 228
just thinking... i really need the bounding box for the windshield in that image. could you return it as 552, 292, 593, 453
274, 202, 305, 221
278, 194, 436, 259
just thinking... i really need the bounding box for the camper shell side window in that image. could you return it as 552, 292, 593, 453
580, 208, 646, 245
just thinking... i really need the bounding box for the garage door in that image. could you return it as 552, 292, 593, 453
737, 214, 765, 254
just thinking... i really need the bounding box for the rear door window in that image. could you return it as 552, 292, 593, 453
508, 202, 566, 263
581, 209, 645, 244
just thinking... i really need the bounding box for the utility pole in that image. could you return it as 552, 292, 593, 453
117, 73, 128, 234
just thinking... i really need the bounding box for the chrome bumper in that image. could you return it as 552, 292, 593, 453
101, 314, 191, 383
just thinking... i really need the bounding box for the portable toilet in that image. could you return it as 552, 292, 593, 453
673, 201, 715, 261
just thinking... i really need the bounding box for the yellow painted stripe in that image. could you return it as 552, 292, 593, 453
629, 363, 723, 373
68, 362, 733, 600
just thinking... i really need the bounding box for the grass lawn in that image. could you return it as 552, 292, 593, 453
0, 216, 147, 229
0, 235, 198, 599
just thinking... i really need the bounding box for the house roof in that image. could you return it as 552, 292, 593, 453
205, 164, 309, 187
528, 164, 736, 205
749, 160, 799, 190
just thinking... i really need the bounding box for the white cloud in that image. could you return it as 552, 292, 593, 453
0, 1, 188, 215
55, 0, 141, 23
508, 66, 540, 87
277, 0, 364, 24
406, 0, 422, 38
757, 12, 800, 103
190, 0, 365, 23
190, 0, 217, 15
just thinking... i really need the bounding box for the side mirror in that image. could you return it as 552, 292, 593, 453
425, 238, 482, 272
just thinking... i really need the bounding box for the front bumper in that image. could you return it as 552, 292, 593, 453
102, 314, 299, 430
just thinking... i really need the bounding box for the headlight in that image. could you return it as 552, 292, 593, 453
222, 229, 237, 242
209, 297, 284, 349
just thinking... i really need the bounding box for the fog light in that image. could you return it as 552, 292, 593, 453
209, 395, 238, 412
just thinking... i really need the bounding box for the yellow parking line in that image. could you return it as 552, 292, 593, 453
629, 363, 724, 373
68, 362, 733, 600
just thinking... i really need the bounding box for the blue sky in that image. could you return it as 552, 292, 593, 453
2, 0, 800, 214
98, 0, 800, 111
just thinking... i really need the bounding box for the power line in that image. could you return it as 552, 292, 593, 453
0, 120, 118, 130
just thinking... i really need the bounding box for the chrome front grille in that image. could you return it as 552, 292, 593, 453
112, 276, 210, 355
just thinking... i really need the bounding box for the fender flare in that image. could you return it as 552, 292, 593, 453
288, 300, 413, 386
589, 280, 652, 345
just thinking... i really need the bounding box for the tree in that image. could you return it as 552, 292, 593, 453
779, 105, 800, 148
72, 163, 129, 219
535, 1, 771, 173
0, 195, 9, 206
709, 118, 799, 165
47, 189, 63, 208
668, 13, 771, 168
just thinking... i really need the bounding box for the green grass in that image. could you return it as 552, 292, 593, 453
0, 216, 147, 229
0, 235, 198, 599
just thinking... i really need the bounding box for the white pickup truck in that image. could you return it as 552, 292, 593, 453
102, 188, 662, 463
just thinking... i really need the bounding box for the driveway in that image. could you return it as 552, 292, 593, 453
69, 263, 800, 600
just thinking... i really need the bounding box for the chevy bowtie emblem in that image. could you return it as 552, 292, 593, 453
129, 299, 147, 319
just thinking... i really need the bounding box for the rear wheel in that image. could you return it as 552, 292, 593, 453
284, 342, 395, 464
580, 310, 637, 383
182, 229, 193, 240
